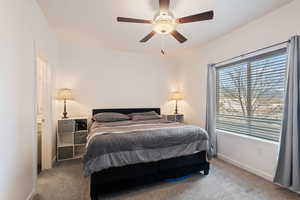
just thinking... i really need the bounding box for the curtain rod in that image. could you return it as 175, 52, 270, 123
212, 40, 290, 67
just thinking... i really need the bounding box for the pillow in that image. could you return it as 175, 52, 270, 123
131, 114, 161, 121
93, 112, 130, 122
128, 111, 159, 118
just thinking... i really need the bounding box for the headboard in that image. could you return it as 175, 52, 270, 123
92, 108, 161, 117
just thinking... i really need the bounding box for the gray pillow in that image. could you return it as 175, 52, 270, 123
93, 112, 130, 122
128, 111, 158, 118
131, 114, 161, 121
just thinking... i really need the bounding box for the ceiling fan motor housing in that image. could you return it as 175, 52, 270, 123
153, 11, 176, 34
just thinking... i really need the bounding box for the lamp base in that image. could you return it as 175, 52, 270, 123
62, 99, 69, 119
174, 100, 178, 115
62, 112, 68, 119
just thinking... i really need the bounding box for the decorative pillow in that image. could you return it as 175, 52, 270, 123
128, 111, 159, 118
93, 112, 130, 122
131, 114, 161, 121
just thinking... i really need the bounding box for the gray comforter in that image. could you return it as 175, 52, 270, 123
83, 119, 209, 176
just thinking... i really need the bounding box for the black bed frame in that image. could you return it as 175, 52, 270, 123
90, 108, 210, 200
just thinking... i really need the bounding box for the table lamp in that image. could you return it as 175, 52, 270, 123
170, 91, 183, 114
57, 88, 74, 119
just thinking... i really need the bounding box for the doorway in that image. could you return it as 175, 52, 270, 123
36, 56, 52, 173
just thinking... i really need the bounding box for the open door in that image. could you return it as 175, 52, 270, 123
36, 56, 52, 172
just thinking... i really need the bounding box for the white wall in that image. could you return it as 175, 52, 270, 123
0, 0, 58, 199
1, 1, 296, 199
173, 0, 300, 181
55, 40, 179, 119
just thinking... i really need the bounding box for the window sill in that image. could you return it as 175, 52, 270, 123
216, 129, 279, 145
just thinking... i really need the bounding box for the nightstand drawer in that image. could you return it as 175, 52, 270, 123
58, 146, 73, 160
162, 114, 184, 123
74, 131, 87, 145
58, 120, 75, 133
58, 132, 73, 147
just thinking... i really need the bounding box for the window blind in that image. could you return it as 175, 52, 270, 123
216, 49, 287, 141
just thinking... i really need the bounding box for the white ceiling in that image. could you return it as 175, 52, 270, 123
37, 0, 293, 53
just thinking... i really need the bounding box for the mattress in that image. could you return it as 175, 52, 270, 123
83, 119, 209, 176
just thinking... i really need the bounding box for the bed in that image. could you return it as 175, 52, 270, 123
84, 108, 210, 200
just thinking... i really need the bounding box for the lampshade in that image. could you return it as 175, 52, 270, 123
57, 88, 74, 100
170, 91, 184, 100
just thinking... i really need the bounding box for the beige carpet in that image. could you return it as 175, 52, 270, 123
35, 159, 300, 200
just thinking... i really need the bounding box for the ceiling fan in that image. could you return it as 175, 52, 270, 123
117, 0, 214, 45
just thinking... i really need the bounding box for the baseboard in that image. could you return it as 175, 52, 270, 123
26, 190, 36, 200
217, 153, 274, 182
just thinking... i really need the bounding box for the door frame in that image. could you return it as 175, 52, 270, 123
35, 53, 53, 171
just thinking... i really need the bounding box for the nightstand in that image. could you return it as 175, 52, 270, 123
57, 117, 88, 161
162, 114, 184, 123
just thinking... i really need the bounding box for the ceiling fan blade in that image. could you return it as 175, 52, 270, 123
140, 31, 156, 43
117, 17, 152, 24
176, 11, 214, 24
170, 30, 187, 43
159, 0, 170, 10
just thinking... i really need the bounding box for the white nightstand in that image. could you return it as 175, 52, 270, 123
162, 114, 184, 123
56, 117, 88, 161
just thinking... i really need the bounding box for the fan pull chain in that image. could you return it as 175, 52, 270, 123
161, 35, 165, 55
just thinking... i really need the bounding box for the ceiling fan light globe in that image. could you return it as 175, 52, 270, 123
153, 21, 175, 34
153, 11, 176, 34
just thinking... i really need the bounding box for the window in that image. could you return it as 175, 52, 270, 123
216, 49, 287, 141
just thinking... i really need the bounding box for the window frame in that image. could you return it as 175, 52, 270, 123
215, 48, 287, 142
216, 48, 286, 70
